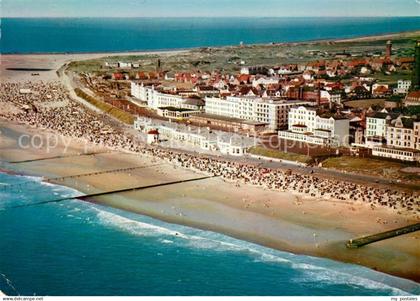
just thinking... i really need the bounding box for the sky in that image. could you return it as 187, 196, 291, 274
2, 0, 420, 18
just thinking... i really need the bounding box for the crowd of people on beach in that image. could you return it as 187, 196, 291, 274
1, 81, 419, 216
0, 81, 133, 149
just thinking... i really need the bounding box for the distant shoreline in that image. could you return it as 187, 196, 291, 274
1, 28, 419, 56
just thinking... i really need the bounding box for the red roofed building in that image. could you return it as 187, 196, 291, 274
346, 59, 367, 69
112, 73, 126, 80
238, 74, 252, 84
405, 91, 420, 106
146, 129, 159, 144
373, 85, 391, 97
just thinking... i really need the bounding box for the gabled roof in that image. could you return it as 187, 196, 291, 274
406, 91, 420, 99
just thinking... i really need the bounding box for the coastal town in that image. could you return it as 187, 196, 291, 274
66, 37, 420, 166
1, 14, 420, 295
1, 35, 420, 217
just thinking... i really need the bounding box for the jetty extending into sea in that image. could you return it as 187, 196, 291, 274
346, 223, 420, 248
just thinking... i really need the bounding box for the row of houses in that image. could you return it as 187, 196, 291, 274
272, 105, 420, 162
132, 81, 314, 132
131, 80, 420, 161
134, 118, 255, 156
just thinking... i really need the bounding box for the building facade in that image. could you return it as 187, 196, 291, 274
394, 80, 411, 94
365, 112, 390, 147
205, 96, 310, 130
131, 82, 203, 111
372, 146, 420, 162
386, 117, 420, 150
134, 117, 255, 156
278, 106, 350, 147
404, 91, 420, 107
359, 113, 420, 162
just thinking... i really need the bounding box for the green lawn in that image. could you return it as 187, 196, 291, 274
322, 156, 419, 182
374, 71, 413, 84
74, 88, 135, 125
249, 146, 312, 164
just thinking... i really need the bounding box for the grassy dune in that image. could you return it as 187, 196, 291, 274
74, 88, 135, 124
249, 146, 312, 164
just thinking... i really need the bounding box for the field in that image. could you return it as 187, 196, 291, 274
322, 156, 420, 184
248, 146, 312, 164
74, 88, 135, 124
344, 99, 385, 109
67, 31, 420, 87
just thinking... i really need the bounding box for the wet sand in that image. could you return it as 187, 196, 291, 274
1, 120, 419, 282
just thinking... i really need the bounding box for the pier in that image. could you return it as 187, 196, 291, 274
3, 175, 218, 210
346, 223, 420, 248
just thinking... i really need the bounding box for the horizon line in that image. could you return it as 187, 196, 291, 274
2, 15, 420, 19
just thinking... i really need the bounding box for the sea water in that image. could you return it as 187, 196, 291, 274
2, 17, 420, 54
0, 172, 419, 296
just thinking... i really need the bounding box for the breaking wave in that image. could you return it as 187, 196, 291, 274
93, 205, 419, 296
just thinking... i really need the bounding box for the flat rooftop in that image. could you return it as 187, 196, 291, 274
192, 113, 267, 126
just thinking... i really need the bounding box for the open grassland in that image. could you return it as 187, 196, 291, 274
322, 156, 420, 185
249, 146, 312, 164
74, 88, 135, 124
67, 31, 420, 82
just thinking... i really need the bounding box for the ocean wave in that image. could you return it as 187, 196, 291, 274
0, 172, 81, 211
298, 268, 409, 295
1, 170, 418, 295
0, 272, 20, 296
95, 206, 280, 257
91, 206, 417, 295
256, 253, 290, 264
95, 209, 189, 239
160, 239, 174, 244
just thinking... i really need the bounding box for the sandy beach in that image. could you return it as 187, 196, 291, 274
1, 120, 419, 282
1, 29, 419, 284
0, 50, 186, 83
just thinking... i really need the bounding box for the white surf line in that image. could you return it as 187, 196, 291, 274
0, 272, 19, 296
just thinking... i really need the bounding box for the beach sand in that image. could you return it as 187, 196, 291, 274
1, 120, 419, 282
0, 50, 185, 83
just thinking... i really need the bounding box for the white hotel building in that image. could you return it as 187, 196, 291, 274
205, 96, 310, 131
393, 80, 411, 95
358, 111, 420, 162
364, 112, 390, 148
131, 82, 203, 111
278, 106, 350, 147
134, 117, 255, 156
